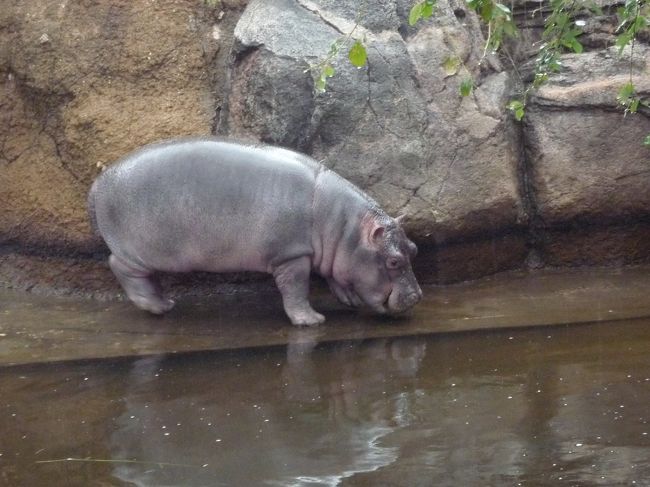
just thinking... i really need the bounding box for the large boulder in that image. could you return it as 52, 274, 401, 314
525, 47, 650, 225
524, 46, 650, 264
221, 0, 527, 251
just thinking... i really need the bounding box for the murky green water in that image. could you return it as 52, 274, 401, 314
2, 319, 650, 486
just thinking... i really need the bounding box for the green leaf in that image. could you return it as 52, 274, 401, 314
616, 31, 633, 52
442, 56, 461, 76
409, 2, 424, 25
489, 37, 502, 52
616, 82, 643, 114
480, 2, 494, 22
633, 15, 647, 31
515, 107, 525, 120
422, 1, 436, 18
644, 134, 650, 146
323, 64, 335, 78
618, 82, 635, 100
616, 8, 628, 31
495, 3, 512, 17
460, 78, 473, 97
555, 13, 570, 30
348, 40, 367, 68
507, 100, 525, 121
315, 76, 327, 93
563, 36, 583, 53
533, 72, 549, 87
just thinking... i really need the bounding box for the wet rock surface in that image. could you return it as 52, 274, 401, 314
2, 265, 650, 366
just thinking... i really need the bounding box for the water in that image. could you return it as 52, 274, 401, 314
2, 319, 650, 486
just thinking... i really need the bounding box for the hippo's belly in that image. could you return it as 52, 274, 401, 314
93, 139, 317, 273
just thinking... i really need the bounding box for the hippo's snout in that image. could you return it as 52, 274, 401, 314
387, 285, 423, 314
403, 288, 423, 308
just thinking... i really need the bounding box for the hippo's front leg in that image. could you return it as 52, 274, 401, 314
273, 256, 325, 326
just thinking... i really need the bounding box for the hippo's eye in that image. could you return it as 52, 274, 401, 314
386, 257, 403, 269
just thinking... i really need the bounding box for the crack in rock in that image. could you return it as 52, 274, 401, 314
296, 0, 346, 35
435, 148, 460, 206
296, 0, 371, 38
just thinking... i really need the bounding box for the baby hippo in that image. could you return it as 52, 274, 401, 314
88, 138, 422, 325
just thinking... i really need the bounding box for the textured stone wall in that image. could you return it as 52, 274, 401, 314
0, 0, 241, 252
220, 0, 650, 278
1, 0, 649, 296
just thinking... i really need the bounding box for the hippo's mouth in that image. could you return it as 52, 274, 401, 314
385, 287, 422, 314
385, 291, 412, 315
365, 293, 391, 314
348, 286, 392, 314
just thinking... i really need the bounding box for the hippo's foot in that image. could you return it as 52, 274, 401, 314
131, 295, 175, 315
273, 256, 325, 326
109, 254, 173, 315
287, 308, 325, 327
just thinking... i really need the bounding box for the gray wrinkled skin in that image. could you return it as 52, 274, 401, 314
88, 138, 422, 326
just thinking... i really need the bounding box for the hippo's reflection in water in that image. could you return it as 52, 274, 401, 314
2, 321, 650, 486
109, 335, 427, 486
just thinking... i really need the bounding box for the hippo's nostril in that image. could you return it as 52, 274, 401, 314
405, 291, 420, 306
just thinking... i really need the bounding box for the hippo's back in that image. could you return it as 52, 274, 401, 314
90, 138, 321, 273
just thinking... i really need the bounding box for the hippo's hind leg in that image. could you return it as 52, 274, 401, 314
273, 256, 325, 326
108, 254, 175, 315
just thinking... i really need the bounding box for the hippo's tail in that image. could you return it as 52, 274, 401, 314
87, 180, 100, 236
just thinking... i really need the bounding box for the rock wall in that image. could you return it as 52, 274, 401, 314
219, 0, 650, 277
525, 48, 650, 265
0, 1, 242, 252
0, 0, 649, 296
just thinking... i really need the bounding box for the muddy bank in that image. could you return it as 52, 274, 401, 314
2, 265, 650, 366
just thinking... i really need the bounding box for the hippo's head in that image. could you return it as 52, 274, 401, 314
336, 214, 422, 315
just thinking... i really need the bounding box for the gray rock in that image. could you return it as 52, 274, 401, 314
221, 0, 526, 246
227, 50, 315, 150
525, 46, 650, 225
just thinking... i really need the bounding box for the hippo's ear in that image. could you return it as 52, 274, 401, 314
371, 225, 385, 245
362, 220, 385, 249
361, 214, 386, 248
